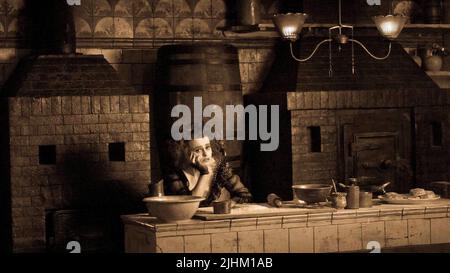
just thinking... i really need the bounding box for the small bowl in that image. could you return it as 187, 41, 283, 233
143, 195, 205, 222
292, 184, 333, 204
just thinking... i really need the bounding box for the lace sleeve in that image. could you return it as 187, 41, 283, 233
164, 173, 190, 196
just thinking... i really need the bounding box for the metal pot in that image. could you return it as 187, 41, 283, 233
423, 55, 443, 72
292, 184, 333, 204
338, 177, 391, 194
237, 0, 261, 26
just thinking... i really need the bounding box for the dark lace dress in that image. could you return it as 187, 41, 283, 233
163, 156, 253, 207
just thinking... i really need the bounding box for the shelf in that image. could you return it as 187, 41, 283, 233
258, 22, 450, 29
305, 23, 450, 29
426, 71, 450, 76
404, 24, 450, 29
221, 23, 450, 40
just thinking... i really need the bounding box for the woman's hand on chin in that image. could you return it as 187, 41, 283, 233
205, 157, 217, 173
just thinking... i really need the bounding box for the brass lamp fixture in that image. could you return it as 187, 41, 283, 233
272, 0, 408, 76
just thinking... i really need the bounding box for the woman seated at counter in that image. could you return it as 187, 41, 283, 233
162, 135, 253, 207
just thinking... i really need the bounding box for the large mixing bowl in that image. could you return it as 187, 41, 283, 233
143, 196, 205, 222
292, 184, 333, 204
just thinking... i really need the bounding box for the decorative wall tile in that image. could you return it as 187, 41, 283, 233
264, 229, 288, 253
0, 1, 11, 16
154, 18, 173, 38
74, 0, 93, 17
194, 0, 212, 18
155, 0, 173, 17
75, 17, 93, 38
211, 18, 225, 37
289, 227, 313, 253
135, 18, 154, 38
6, 18, 18, 37
0, 21, 5, 37
175, 18, 193, 38
408, 219, 431, 246
314, 225, 338, 253
115, 0, 133, 17
211, 0, 225, 18
114, 17, 133, 38
93, 0, 113, 16
211, 232, 237, 253
94, 17, 115, 38
174, 0, 192, 17
134, 0, 153, 17
6, 0, 23, 16
192, 18, 210, 38
338, 223, 362, 252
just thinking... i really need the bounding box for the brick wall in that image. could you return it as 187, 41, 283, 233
0, 97, 12, 252
7, 95, 150, 252
72, 46, 274, 181
415, 106, 450, 185
288, 91, 450, 187
291, 110, 337, 184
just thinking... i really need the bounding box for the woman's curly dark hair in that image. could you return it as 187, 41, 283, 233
162, 138, 225, 173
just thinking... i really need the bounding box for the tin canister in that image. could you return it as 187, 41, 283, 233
346, 185, 360, 209
213, 200, 231, 214
359, 191, 373, 208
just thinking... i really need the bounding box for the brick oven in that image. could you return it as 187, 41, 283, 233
0, 54, 150, 252
245, 37, 450, 202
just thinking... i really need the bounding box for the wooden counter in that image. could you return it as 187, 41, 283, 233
121, 199, 450, 253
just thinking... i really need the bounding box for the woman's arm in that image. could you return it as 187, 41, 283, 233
191, 158, 217, 198
191, 172, 214, 198
164, 173, 190, 195
219, 162, 253, 203
226, 174, 253, 203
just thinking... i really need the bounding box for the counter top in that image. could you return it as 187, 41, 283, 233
122, 199, 450, 253
122, 199, 450, 231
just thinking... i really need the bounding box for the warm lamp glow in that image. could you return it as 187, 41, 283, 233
273, 0, 405, 76
373, 15, 407, 40
272, 13, 308, 41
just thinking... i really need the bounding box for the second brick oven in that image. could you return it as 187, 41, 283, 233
245, 37, 450, 202
0, 54, 150, 252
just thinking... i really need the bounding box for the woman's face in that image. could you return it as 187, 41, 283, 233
188, 137, 212, 164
